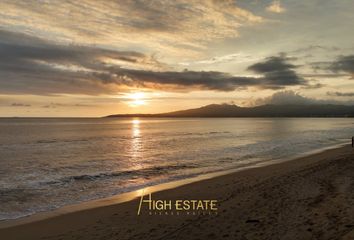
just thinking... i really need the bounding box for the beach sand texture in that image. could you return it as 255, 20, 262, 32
1, 145, 353, 240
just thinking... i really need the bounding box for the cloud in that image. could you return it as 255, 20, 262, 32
291, 45, 340, 54
250, 90, 354, 106
247, 54, 307, 87
329, 55, 354, 77
266, 1, 286, 13
310, 55, 354, 78
301, 73, 348, 78
179, 52, 262, 66
0, 30, 164, 95
96, 68, 262, 92
251, 91, 317, 106
42, 103, 93, 108
0, 30, 163, 70
327, 91, 354, 97
11, 103, 31, 107
0, 30, 309, 95
300, 83, 325, 89
0, 0, 262, 57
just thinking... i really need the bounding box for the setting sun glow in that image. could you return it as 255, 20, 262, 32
127, 92, 146, 107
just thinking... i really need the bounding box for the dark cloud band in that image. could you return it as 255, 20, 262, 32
0, 30, 308, 95
329, 55, 354, 75
327, 91, 354, 97
247, 55, 306, 86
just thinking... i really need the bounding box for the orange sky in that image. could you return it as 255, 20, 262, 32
0, 0, 353, 117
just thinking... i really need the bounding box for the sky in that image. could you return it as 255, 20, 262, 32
0, 0, 353, 117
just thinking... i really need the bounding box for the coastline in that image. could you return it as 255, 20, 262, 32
1, 144, 353, 239
0, 142, 347, 226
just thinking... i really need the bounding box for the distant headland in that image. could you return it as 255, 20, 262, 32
105, 104, 354, 118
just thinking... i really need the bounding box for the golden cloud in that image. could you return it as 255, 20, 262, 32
0, 0, 262, 59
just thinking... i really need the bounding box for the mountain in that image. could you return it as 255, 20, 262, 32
105, 104, 354, 118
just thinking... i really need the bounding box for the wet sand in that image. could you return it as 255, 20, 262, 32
1, 145, 354, 240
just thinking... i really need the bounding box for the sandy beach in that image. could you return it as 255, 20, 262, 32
1, 145, 354, 240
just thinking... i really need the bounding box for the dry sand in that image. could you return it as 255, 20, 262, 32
1, 145, 354, 240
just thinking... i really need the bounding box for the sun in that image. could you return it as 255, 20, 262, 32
127, 92, 146, 107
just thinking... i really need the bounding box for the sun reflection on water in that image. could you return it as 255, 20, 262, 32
132, 119, 140, 138
131, 118, 143, 169
132, 119, 140, 125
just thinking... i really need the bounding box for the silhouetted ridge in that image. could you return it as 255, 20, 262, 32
105, 104, 354, 118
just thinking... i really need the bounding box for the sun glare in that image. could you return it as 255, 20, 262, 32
132, 119, 140, 125
127, 92, 146, 107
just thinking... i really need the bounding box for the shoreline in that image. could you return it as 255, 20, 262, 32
1, 144, 353, 239
0, 142, 347, 227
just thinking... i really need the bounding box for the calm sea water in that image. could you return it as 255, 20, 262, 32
0, 117, 353, 220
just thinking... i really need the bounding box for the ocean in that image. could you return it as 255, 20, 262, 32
0, 117, 353, 220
